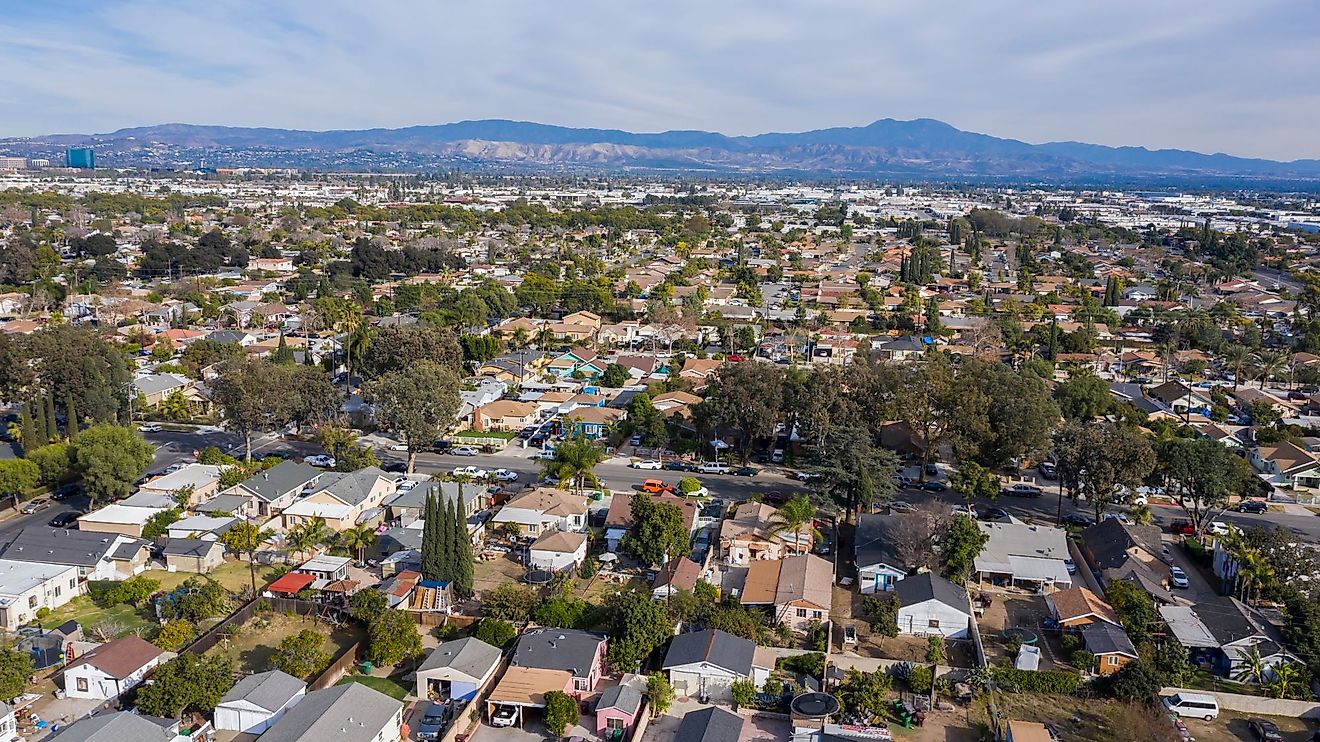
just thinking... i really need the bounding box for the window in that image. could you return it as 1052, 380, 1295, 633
814, 611, 823, 619
76, 678, 88, 692
1108, 656, 1118, 666
28, 596, 37, 608
54, 586, 61, 597
796, 608, 808, 618
573, 677, 588, 691
606, 717, 625, 731
69, 579, 76, 589
928, 619, 940, 629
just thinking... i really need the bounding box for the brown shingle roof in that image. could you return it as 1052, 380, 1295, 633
65, 635, 165, 678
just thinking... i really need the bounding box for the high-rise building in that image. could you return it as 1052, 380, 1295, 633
66, 147, 95, 169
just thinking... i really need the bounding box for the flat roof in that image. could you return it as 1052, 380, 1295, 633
486, 667, 572, 707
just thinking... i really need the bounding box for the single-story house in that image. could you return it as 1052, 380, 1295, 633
76, 503, 167, 538
740, 554, 832, 632
604, 491, 698, 553
1079, 519, 1170, 589
63, 635, 171, 701
137, 464, 224, 504
161, 539, 226, 574
0, 559, 81, 631
224, 460, 322, 518
675, 707, 745, 742
214, 670, 306, 734
652, 556, 702, 600
166, 514, 239, 541
280, 467, 393, 532
854, 513, 916, 594
594, 674, 646, 741
973, 521, 1072, 591
661, 629, 772, 702
0, 527, 151, 581
894, 572, 972, 639
1081, 622, 1139, 676
257, 682, 403, 742
527, 530, 588, 573
720, 502, 809, 564
1045, 587, 1120, 629
38, 712, 182, 742
414, 637, 502, 702
490, 488, 587, 536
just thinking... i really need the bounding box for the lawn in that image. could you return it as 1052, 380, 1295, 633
204, 610, 365, 678
336, 674, 411, 700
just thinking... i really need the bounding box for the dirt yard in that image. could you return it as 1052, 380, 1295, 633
471, 552, 526, 596
204, 610, 364, 677
844, 621, 978, 666
975, 593, 1056, 667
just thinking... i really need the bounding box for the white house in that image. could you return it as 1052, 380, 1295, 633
0, 700, 18, 742
973, 521, 1073, 592
527, 530, 588, 573
0, 559, 81, 631
64, 635, 171, 701
0, 527, 151, 581
894, 572, 972, 639
489, 488, 587, 536
660, 630, 771, 702
854, 514, 914, 594
214, 670, 307, 734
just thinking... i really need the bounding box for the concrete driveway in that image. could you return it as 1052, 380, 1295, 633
1163, 535, 1221, 604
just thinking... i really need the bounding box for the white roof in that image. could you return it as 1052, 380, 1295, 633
168, 515, 237, 533
139, 464, 222, 492
0, 559, 77, 602
79, 503, 166, 526
1014, 645, 1041, 671
974, 522, 1071, 583
300, 555, 351, 572
1159, 605, 1219, 649
281, 500, 350, 520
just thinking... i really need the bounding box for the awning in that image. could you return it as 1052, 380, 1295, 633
1006, 555, 1072, 585
486, 667, 573, 707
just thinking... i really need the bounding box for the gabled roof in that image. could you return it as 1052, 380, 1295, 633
311, 467, 388, 506
1192, 596, 1269, 647
233, 460, 321, 502
511, 627, 606, 679
740, 554, 832, 609
894, 571, 970, 613
676, 707, 744, 742
853, 513, 910, 571
219, 669, 305, 712
416, 637, 502, 683
662, 629, 754, 675
1046, 587, 1119, 626
1080, 519, 1163, 570
529, 530, 587, 554
1081, 622, 1138, 658
49, 712, 177, 742
259, 682, 402, 742
64, 635, 166, 679
595, 682, 642, 716
160, 538, 223, 558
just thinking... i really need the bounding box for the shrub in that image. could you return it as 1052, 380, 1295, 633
646, 673, 674, 716
777, 651, 825, 679
1071, 650, 1097, 672
908, 666, 933, 695
544, 690, 579, 736
484, 583, 538, 621
926, 636, 946, 664
1061, 633, 1082, 653
861, 594, 899, 637
152, 619, 195, 651
474, 618, 517, 648
270, 629, 331, 679
730, 678, 758, 709
678, 477, 703, 494
89, 575, 160, 608
989, 667, 1082, 694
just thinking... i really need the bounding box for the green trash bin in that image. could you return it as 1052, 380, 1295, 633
360, 661, 373, 673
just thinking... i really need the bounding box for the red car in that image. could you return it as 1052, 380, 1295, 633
1170, 519, 1195, 536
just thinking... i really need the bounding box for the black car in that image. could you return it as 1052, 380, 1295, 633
664, 460, 696, 472
48, 511, 79, 528
924, 463, 939, 476
1062, 513, 1093, 527
1249, 719, 1283, 742
731, 466, 759, 477
919, 480, 948, 492
381, 460, 407, 473
432, 440, 453, 452
1235, 499, 1268, 513
51, 483, 82, 501
979, 507, 1010, 521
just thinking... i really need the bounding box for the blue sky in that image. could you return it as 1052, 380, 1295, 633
2, 0, 1318, 160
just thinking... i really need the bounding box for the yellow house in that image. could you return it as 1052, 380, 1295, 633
280, 466, 394, 531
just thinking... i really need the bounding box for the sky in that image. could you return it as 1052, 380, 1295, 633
2, 0, 1318, 160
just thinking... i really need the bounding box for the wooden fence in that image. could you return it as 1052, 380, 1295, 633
310, 639, 367, 691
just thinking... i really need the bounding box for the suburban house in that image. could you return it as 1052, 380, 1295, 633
527, 530, 588, 573
973, 521, 1072, 592
1045, 588, 1121, 629
593, 674, 646, 742
414, 637, 502, 702
1249, 441, 1320, 491
490, 488, 587, 536
720, 503, 809, 564
472, 400, 541, 432
257, 682, 403, 742
1162, 597, 1296, 679
137, 464, 224, 504
740, 554, 833, 632
874, 335, 927, 362
224, 461, 322, 518
280, 467, 393, 531
296, 555, 351, 581
561, 406, 625, 440
652, 557, 702, 600
214, 670, 306, 734
1081, 622, 1139, 676
132, 372, 195, 407
0, 700, 14, 742
604, 492, 698, 553
1146, 381, 1211, 415
661, 629, 772, 702
854, 513, 917, 594
486, 628, 609, 728
40, 713, 185, 742
76, 503, 167, 538
167, 515, 239, 541
1079, 519, 1171, 592
894, 572, 972, 639
0, 527, 151, 581
675, 707, 745, 742
387, 480, 489, 526
161, 539, 226, 574
63, 635, 171, 701
0, 559, 81, 631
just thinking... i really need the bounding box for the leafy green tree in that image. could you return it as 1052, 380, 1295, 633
1053, 371, 1112, 421
621, 494, 689, 568
142, 508, 182, 540
26, 441, 71, 484
72, 424, 153, 503
134, 653, 235, 718
0, 642, 34, 699
338, 523, 377, 563
349, 589, 389, 623
421, 492, 444, 582
605, 589, 674, 672
483, 583, 538, 622
1158, 436, 1255, 534
730, 678, 757, 709
544, 690, 579, 737
941, 513, 989, 584
533, 598, 590, 628
368, 610, 423, 666
474, 618, 517, 648
172, 578, 229, 622
949, 462, 1000, 503
271, 629, 331, 678
700, 362, 785, 462
1054, 420, 1155, 523
365, 361, 460, 473
0, 459, 39, 505
359, 324, 464, 380
220, 521, 274, 594
646, 672, 675, 716
152, 619, 195, 651
600, 363, 631, 388
948, 358, 1059, 470
861, 594, 900, 637
805, 422, 899, 519
23, 325, 130, 423
838, 669, 892, 719
1105, 580, 1161, 645
210, 358, 292, 461
1102, 662, 1162, 702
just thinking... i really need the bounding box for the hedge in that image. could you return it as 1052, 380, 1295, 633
989, 667, 1081, 694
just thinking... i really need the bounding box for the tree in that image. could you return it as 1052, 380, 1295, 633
891, 358, 955, 479
805, 422, 898, 519
368, 610, 423, 666
450, 497, 474, 597
1158, 436, 1254, 535
544, 691, 579, 737
600, 363, 631, 388
605, 589, 674, 672
1053, 371, 1112, 421
286, 517, 331, 559
421, 492, 444, 582
349, 589, 389, 623
134, 653, 235, 718
365, 361, 461, 473
359, 324, 464, 380
474, 618, 518, 648
338, 523, 377, 563
23, 325, 131, 423
483, 583, 538, 621
544, 434, 606, 496
0, 642, 34, 700
18, 403, 36, 454
152, 619, 195, 651
768, 495, 818, 555
645, 672, 675, 716
948, 358, 1059, 470
700, 362, 785, 462
1265, 661, 1306, 699
73, 424, 154, 503
22, 441, 68, 485
1055, 421, 1155, 523
271, 629, 331, 678
220, 521, 274, 594
43, 393, 58, 442
0, 459, 39, 505
940, 513, 988, 584
729, 678, 757, 709
838, 669, 893, 719
1102, 662, 1162, 702
210, 358, 291, 460
621, 494, 689, 568
1105, 580, 1161, 645
142, 508, 182, 540
949, 462, 999, 503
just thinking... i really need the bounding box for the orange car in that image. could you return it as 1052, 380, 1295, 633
641, 479, 673, 494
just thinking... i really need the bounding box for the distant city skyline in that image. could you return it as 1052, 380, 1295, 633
2, 0, 1318, 160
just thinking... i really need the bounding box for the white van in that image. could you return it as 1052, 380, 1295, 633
1162, 692, 1219, 721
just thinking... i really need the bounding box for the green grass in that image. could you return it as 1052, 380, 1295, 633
336, 674, 411, 700
42, 596, 157, 637
452, 429, 516, 440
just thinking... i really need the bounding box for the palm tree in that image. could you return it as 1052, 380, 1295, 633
219, 522, 274, 595
768, 495, 820, 555
287, 516, 331, 559
338, 523, 377, 563
1221, 344, 1252, 390
1265, 661, 1304, 699
1235, 548, 1275, 606
544, 432, 605, 497
1233, 646, 1268, 684
1129, 503, 1154, 526
1252, 349, 1289, 390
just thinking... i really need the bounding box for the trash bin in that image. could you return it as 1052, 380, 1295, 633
360, 661, 373, 673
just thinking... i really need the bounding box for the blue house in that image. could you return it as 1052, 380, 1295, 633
414, 637, 503, 701
855, 513, 912, 594
562, 406, 626, 440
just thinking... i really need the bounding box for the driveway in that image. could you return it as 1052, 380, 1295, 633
1163, 536, 1220, 604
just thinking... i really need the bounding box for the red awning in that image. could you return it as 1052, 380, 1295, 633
267, 572, 316, 595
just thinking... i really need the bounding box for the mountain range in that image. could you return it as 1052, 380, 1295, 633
8, 118, 1320, 182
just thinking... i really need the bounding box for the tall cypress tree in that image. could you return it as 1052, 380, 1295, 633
438, 497, 456, 584
18, 403, 36, 454
32, 399, 47, 449
44, 394, 58, 442
64, 393, 79, 440
452, 498, 473, 597
421, 492, 442, 581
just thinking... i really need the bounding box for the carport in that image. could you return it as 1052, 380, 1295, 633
485, 667, 572, 728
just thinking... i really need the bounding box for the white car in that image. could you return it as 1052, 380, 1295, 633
389, 442, 408, 451
1207, 521, 1236, 537
535, 449, 557, 460
396, 480, 418, 492
1170, 566, 1190, 589
451, 466, 488, 479
1102, 512, 1134, 525
681, 485, 710, 498
304, 454, 336, 468
491, 706, 517, 728
493, 469, 519, 482
697, 462, 731, 474
139, 423, 162, 433
452, 446, 480, 456
631, 459, 663, 470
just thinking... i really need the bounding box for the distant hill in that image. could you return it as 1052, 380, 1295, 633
8, 117, 1320, 181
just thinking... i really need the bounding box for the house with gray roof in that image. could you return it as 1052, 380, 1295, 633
161, 538, 226, 574
1081, 621, 1140, 676
48, 711, 179, 742
414, 637, 502, 701
894, 572, 972, 638
215, 669, 306, 734
280, 466, 393, 532
258, 682, 402, 742
0, 527, 150, 581
385, 480, 488, 524
661, 629, 771, 702
676, 707, 745, 742
510, 627, 609, 694
855, 513, 917, 594
225, 460, 322, 517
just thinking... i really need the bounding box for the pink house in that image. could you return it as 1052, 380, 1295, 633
486, 628, 611, 729
594, 674, 646, 741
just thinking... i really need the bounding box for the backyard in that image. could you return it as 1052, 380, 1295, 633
336, 674, 411, 701
203, 609, 365, 678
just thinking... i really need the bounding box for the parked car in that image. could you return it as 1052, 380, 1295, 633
770, 448, 785, 464
641, 479, 673, 494
979, 507, 1009, 521
1170, 519, 1196, 536
1102, 512, 1134, 525
924, 463, 939, 476
1170, 566, 1190, 589
396, 480, 418, 492
139, 423, 162, 433
304, 454, 336, 468
1001, 484, 1044, 498
51, 483, 81, 501
731, 466, 759, 477
1037, 461, 1058, 479
517, 426, 538, 439
664, 460, 696, 472
629, 434, 643, 446
1207, 521, 1237, 537
20, 498, 51, 514
389, 442, 408, 451
1063, 559, 1077, 575
843, 624, 857, 644
1248, 719, 1282, 742
1062, 513, 1093, 527
493, 469, 519, 482
1235, 499, 1268, 514
535, 448, 557, 460
697, 462, 731, 474
451, 466, 488, 479
490, 706, 518, 728
919, 480, 948, 492
891, 474, 912, 488
48, 511, 79, 528
631, 459, 663, 470
416, 701, 447, 741
888, 501, 918, 514
382, 461, 407, 473
451, 446, 480, 456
